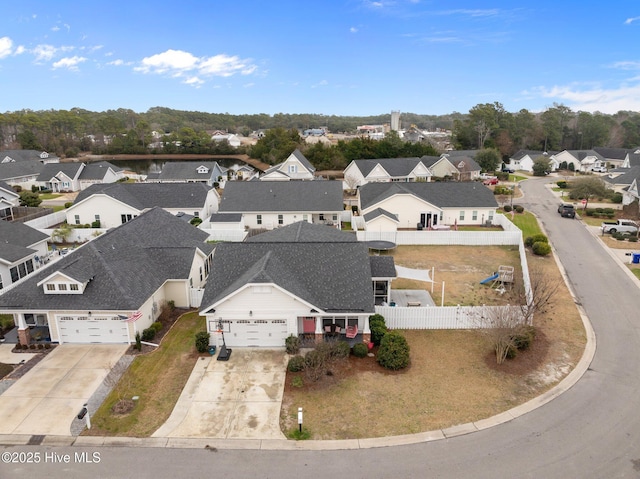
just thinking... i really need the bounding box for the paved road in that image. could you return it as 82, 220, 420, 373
2, 177, 640, 478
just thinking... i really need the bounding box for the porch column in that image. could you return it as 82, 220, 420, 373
16, 313, 30, 346
362, 314, 371, 343
314, 316, 324, 344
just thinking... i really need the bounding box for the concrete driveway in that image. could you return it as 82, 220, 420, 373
0, 344, 126, 436
153, 349, 288, 439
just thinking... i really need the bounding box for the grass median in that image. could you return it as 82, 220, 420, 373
84, 311, 205, 437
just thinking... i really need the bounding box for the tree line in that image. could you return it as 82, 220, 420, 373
0, 104, 638, 169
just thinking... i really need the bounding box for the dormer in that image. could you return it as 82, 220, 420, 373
40, 152, 50, 159
37, 269, 92, 295
2, 156, 15, 163
196, 165, 210, 174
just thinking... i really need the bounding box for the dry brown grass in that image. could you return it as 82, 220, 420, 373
280, 248, 586, 440
392, 245, 522, 306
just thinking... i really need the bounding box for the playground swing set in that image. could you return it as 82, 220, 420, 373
480, 265, 515, 294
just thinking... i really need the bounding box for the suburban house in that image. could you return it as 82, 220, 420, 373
342, 157, 432, 188
66, 182, 219, 228
259, 149, 316, 181
0, 221, 49, 292
0, 181, 21, 220
358, 182, 498, 231
37, 163, 84, 192
509, 150, 555, 173
420, 155, 460, 179
594, 147, 640, 169
218, 180, 343, 230
549, 150, 605, 172
620, 149, 640, 168
0, 207, 214, 345
604, 166, 640, 200
0, 150, 60, 165
146, 161, 228, 187
445, 155, 482, 181
210, 130, 242, 147
0, 160, 45, 190
199, 221, 396, 347
77, 161, 125, 190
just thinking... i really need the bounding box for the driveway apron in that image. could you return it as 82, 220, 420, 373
153, 349, 288, 439
0, 344, 126, 436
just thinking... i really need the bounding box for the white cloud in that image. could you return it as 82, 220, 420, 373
51, 26, 60, 32
52, 56, 86, 71
534, 80, 640, 113
184, 76, 204, 87
311, 80, 329, 88
32, 44, 58, 61
14, 45, 25, 55
624, 16, 640, 25
135, 49, 258, 83
107, 59, 125, 66
611, 61, 640, 70
350, 26, 358, 33
0, 37, 12, 58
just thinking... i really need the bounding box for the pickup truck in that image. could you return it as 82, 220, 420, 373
601, 219, 639, 234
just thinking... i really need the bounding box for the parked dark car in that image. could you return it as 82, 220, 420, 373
558, 203, 576, 218
502, 164, 515, 174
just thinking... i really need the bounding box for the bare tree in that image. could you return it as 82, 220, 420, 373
477, 263, 558, 364
343, 174, 360, 195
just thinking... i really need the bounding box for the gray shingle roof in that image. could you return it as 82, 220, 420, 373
74, 182, 213, 209
78, 161, 123, 180
369, 256, 397, 278
155, 161, 226, 181
219, 181, 343, 212
209, 213, 243, 223
0, 150, 59, 162
362, 208, 398, 222
246, 221, 357, 243
0, 221, 49, 248
0, 243, 36, 263
201, 241, 375, 314
0, 208, 213, 311
36, 163, 83, 181
359, 182, 498, 210
419, 155, 444, 168
352, 157, 424, 177
0, 160, 45, 182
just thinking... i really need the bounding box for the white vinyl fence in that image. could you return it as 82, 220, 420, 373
375, 304, 527, 330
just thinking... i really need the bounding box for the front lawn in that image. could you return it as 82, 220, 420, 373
38, 193, 62, 200
504, 211, 543, 238
84, 311, 205, 437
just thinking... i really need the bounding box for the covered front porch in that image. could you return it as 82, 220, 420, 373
297, 314, 370, 346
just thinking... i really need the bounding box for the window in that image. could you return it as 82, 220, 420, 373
288, 164, 297, 173
257, 214, 262, 225
74, 214, 80, 225
278, 214, 283, 225
18, 263, 26, 279
194, 211, 199, 217
10, 267, 18, 283
95, 214, 100, 222
0, 274, 2, 290
26, 260, 34, 274
303, 214, 308, 222
472, 210, 478, 221
439, 212, 443, 221
488, 211, 494, 221
199, 266, 203, 282
121, 214, 133, 224
58, 284, 67, 291
319, 214, 325, 221
332, 214, 338, 221
70, 284, 79, 291
46, 284, 56, 291
459, 211, 465, 221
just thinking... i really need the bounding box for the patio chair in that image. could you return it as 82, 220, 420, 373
345, 325, 358, 339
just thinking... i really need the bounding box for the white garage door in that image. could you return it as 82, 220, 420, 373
58, 316, 129, 343
225, 319, 289, 347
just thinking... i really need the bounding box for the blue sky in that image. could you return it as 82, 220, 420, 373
1, 1, 639, 117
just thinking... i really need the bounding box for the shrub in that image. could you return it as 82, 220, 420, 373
21, 344, 28, 350
629, 236, 638, 242
151, 321, 163, 333
556, 180, 567, 189
195, 331, 210, 353
352, 342, 368, 358
44, 343, 51, 349
330, 340, 351, 359
513, 326, 536, 351
285, 335, 301, 355
37, 343, 44, 349
532, 241, 552, 256
304, 349, 327, 381
377, 331, 410, 370
167, 300, 175, 311
91, 220, 101, 228
503, 205, 512, 212
141, 327, 156, 342
525, 234, 548, 247
496, 172, 509, 181
287, 355, 305, 372
135, 331, 142, 351
369, 314, 385, 326
291, 376, 304, 388
611, 192, 623, 204
370, 322, 387, 346
514, 205, 525, 214
29, 344, 36, 350
64, 202, 73, 209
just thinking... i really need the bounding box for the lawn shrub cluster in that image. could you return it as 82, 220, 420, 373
377, 331, 411, 370
506, 325, 537, 359
303, 341, 351, 381
141, 328, 155, 341
514, 205, 525, 213
584, 207, 616, 218
285, 335, 301, 355
194, 331, 210, 353
352, 342, 368, 358
503, 205, 512, 212
369, 314, 387, 346
287, 355, 305, 372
